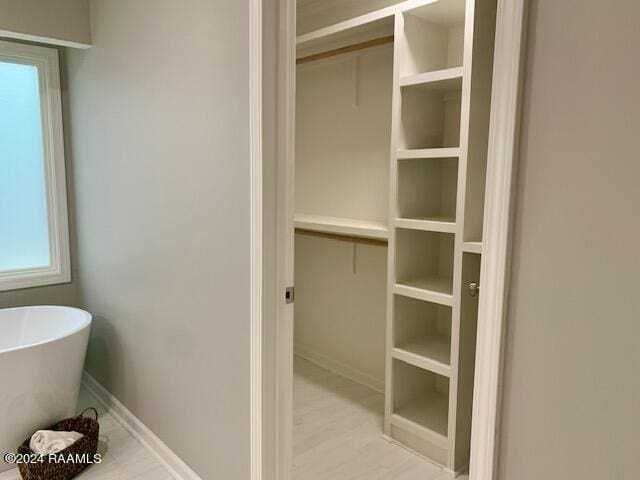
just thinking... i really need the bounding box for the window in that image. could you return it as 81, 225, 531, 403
0, 40, 70, 291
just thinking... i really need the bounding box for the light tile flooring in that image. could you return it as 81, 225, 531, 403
294, 356, 467, 480
1, 358, 468, 480
0, 389, 172, 480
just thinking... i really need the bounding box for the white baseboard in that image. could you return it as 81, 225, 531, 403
81, 371, 201, 480
294, 344, 385, 394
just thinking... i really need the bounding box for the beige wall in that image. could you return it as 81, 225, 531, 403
65, 0, 251, 477
0, 0, 90, 46
499, 1, 640, 479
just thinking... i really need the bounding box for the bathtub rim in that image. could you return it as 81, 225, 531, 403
0, 305, 92, 355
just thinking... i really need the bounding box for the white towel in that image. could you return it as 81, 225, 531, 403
29, 430, 83, 454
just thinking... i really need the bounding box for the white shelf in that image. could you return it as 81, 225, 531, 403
393, 335, 451, 377
395, 217, 456, 234
297, 6, 395, 47
463, 241, 482, 254
399, 67, 464, 89
294, 213, 388, 240
393, 276, 454, 306
397, 147, 460, 159
297, 0, 451, 48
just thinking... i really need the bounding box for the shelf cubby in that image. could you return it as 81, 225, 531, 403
393, 295, 452, 376
400, 0, 466, 76
393, 359, 449, 438
395, 229, 454, 303
397, 156, 458, 225
399, 81, 462, 150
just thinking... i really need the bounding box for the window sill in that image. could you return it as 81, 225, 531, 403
0, 268, 71, 292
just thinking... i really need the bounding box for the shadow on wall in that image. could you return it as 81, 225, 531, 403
0, 282, 79, 310
84, 315, 116, 399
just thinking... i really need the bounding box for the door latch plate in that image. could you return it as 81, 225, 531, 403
285, 286, 295, 304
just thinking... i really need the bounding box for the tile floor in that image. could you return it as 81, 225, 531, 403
0, 389, 172, 480
1, 359, 468, 480
293, 356, 467, 480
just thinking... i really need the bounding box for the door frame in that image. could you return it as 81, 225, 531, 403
257, 0, 529, 479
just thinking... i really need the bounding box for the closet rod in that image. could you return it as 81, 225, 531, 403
295, 228, 388, 246
296, 35, 394, 65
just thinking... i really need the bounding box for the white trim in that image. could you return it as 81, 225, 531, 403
81, 372, 201, 480
294, 347, 385, 394
0, 30, 91, 49
271, 1, 296, 479
250, 0, 263, 478
381, 433, 465, 476
468, 0, 528, 479
0, 40, 71, 292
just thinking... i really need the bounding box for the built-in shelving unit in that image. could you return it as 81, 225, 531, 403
294, 0, 496, 475
385, 0, 497, 475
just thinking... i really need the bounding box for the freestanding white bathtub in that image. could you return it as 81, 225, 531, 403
0, 306, 92, 472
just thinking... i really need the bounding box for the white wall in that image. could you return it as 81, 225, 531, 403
0, 0, 90, 46
65, 0, 251, 478
499, 1, 640, 479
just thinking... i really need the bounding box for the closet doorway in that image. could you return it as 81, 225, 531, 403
263, 0, 527, 478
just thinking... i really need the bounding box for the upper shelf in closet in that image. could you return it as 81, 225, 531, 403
296, 0, 466, 60
295, 214, 389, 241
297, 14, 394, 59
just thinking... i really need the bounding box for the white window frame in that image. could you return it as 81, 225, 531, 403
0, 40, 71, 291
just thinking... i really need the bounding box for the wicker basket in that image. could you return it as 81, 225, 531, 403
17, 407, 100, 480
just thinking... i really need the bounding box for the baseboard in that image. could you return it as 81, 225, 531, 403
81, 371, 201, 480
381, 433, 467, 478
294, 344, 385, 393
